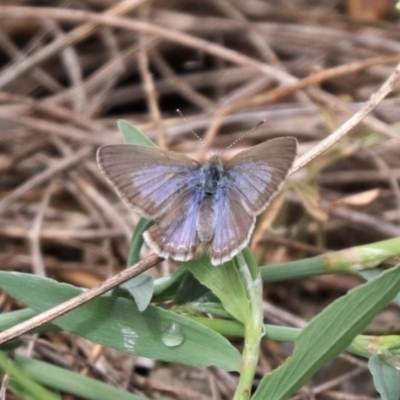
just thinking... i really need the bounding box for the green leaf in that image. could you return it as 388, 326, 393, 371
242, 247, 259, 281
175, 271, 212, 304
118, 120, 156, 147
15, 355, 148, 400
118, 274, 154, 313
369, 354, 400, 400
122, 219, 154, 312
359, 270, 400, 306
0, 272, 240, 371
126, 218, 153, 267
253, 263, 400, 399
185, 255, 250, 323
0, 308, 38, 331
152, 267, 188, 302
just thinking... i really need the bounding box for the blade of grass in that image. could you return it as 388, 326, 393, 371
253, 263, 400, 399
0, 351, 60, 400
14, 354, 149, 400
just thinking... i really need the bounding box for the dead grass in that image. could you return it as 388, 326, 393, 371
0, 1, 400, 398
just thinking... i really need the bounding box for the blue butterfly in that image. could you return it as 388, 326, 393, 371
97, 137, 297, 266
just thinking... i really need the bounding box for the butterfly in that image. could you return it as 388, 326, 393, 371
97, 137, 297, 266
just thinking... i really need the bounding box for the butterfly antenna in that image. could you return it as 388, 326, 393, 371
223, 120, 266, 154
176, 109, 210, 154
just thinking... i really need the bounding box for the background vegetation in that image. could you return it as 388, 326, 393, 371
1, 1, 400, 399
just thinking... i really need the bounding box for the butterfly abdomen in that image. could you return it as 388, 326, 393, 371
197, 195, 217, 242
195, 159, 225, 243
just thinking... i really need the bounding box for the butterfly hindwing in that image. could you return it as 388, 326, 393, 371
144, 187, 202, 261
210, 186, 255, 265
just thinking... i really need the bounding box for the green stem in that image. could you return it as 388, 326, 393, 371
233, 253, 264, 400
261, 236, 400, 282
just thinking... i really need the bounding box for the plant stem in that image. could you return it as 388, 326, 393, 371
260, 236, 400, 283
233, 254, 264, 400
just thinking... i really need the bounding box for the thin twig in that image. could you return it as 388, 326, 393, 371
221, 55, 400, 116
291, 62, 400, 174
87, 27, 126, 117
28, 182, 56, 277
46, 20, 87, 115
0, 254, 163, 345
0, 27, 61, 92
0, 374, 10, 400
138, 4, 166, 149
203, 55, 400, 145
150, 48, 214, 110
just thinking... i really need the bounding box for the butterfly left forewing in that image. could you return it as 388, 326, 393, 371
97, 144, 201, 219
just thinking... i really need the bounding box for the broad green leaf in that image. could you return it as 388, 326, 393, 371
369, 354, 400, 400
185, 255, 250, 323
0, 308, 37, 331
118, 120, 156, 147
15, 355, 148, 400
0, 272, 240, 371
359, 270, 400, 306
253, 263, 400, 399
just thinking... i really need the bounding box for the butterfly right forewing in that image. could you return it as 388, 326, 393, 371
224, 137, 297, 216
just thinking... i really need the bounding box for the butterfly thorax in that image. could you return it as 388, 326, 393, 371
201, 157, 224, 195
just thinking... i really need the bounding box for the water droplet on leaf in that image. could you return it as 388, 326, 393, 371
161, 322, 185, 347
